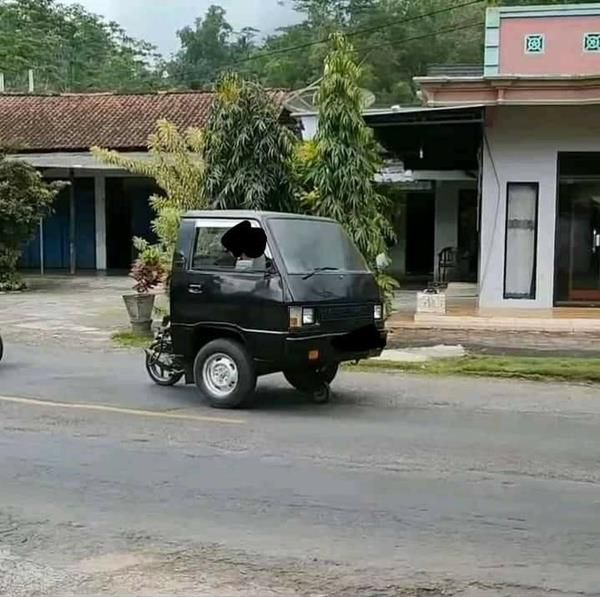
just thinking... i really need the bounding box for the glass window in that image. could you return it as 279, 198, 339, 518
192, 221, 268, 271
525, 34, 545, 54
268, 218, 369, 275
504, 183, 539, 300
584, 33, 600, 53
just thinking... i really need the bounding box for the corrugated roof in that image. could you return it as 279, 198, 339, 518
0, 90, 289, 152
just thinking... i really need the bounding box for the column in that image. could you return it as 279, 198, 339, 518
95, 174, 107, 271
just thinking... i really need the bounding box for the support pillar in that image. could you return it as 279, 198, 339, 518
94, 174, 107, 271
69, 169, 76, 275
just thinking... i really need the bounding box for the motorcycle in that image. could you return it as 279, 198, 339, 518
144, 317, 184, 386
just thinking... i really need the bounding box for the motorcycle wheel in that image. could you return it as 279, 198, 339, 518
145, 342, 183, 386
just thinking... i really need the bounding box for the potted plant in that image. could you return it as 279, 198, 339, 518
123, 239, 166, 335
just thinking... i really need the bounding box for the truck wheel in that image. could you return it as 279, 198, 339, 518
311, 383, 331, 405
145, 346, 184, 387
193, 339, 256, 409
283, 363, 339, 393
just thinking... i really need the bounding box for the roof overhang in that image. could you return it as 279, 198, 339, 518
363, 104, 484, 126
415, 75, 600, 107
8, 151, 161, 171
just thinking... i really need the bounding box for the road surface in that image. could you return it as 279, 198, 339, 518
1, 343, 600, 596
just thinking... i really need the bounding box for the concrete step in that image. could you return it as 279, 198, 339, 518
445, 283, 478, 298
412, 313, 600, 333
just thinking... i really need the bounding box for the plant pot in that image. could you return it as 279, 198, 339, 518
123, 293, 156, 335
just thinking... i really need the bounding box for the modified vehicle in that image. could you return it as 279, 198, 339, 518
145, 211, 387, 408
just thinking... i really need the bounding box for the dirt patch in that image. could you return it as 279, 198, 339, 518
78, 552, 154, 574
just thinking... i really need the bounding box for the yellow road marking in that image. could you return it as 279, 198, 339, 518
0, 395, 246, 425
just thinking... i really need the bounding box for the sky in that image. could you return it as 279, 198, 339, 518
65, 0, 299, 57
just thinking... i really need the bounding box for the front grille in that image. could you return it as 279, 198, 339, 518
319, 304, 373, 322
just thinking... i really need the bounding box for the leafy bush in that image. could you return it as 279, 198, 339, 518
93, 120, 206, 288
0, 156, 62, 291
129, 238, 165, 294
202, 73, 298, 211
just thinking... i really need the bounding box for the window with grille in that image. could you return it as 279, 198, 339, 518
584, 33, 600, 53
524, 34, 545, 54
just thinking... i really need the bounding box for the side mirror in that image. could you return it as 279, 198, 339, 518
173, 250, 186, 268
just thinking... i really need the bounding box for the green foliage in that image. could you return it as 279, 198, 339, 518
0, 0, 161, 92
169, 5, 257, 89
307, 34, 394, 259
93, 120, 206, 285
304, 33, 397, 305
130, 238, 165, 294
202, 73, 298, 211
0, 155, 62, 290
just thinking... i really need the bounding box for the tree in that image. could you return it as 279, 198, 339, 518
202, 73, 298, 212
0, 155, 62, 290
0, 0, 161, 93
92, 120, 205, 274
169, 5, 256, 89
305, 33, 396, 302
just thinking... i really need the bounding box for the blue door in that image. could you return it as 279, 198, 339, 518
20, 190, 69, 269
20, 179, 96, 270
75, 178, 96, 270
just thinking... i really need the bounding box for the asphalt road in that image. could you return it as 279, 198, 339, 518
1, 343, 600, 596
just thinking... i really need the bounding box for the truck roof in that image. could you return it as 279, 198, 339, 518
182, 210, 336, 224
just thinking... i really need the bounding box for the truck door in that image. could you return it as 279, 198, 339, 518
173, 217, 284, 348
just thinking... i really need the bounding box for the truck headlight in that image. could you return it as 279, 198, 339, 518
374, 304, 383, 320
289, 307, 302, 328
289, 307, 316, 328
302, 308, 315, 325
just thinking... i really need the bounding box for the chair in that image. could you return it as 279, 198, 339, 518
437, 247, 457, 284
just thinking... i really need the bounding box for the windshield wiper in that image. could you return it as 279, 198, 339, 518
302, 267, 340, 280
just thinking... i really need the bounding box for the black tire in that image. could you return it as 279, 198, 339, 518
193, 339, 256, 409
283, 363, 339, 393
0, 335, 3, 363
145, 345, 183, 387
311, 383, 331, 405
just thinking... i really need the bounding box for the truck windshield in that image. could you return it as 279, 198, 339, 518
268, 218, 369, 275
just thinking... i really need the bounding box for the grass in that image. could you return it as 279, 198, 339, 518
349, 355, 600, 384
111, 330, 152, 349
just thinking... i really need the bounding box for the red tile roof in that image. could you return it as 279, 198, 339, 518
0, 90, 290, 153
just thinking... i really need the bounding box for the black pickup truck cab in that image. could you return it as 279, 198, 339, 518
167, 210, 387, 408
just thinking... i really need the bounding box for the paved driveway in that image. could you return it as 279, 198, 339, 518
0, 275, 149, 348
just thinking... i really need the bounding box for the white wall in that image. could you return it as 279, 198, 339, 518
480, 105, 600, 309
299, 114, 318, 140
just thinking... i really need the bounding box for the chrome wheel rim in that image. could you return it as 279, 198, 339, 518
202, 353, 238, 398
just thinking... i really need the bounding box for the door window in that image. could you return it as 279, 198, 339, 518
191, 220, 269, 271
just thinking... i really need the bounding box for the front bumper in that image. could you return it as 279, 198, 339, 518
284, 324, 387, 366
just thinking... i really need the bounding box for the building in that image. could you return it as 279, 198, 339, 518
3, 90, 287, 273
415, 3, 600, 310
297, 3, 600, 313
293, 106, 481, 286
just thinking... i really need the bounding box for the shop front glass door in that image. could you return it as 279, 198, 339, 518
556, 181, 600, 304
